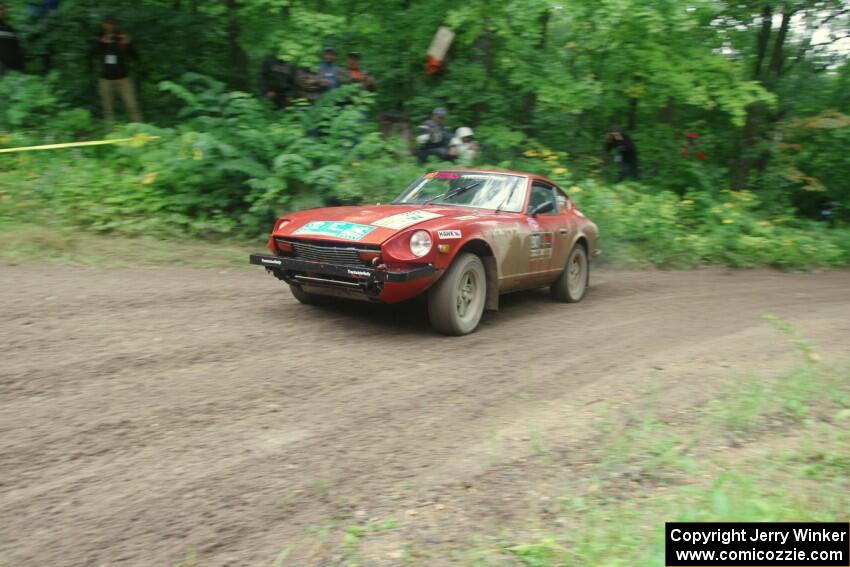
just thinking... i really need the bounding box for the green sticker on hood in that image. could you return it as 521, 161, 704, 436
293, 221, 376, 240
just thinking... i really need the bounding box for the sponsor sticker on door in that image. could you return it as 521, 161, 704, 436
372, 210, 443, 230
437, 230, 462, 240
529, 232, 553, 259
293, 221, 376, 241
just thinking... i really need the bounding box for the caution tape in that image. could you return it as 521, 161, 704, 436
0, 133, 161, 154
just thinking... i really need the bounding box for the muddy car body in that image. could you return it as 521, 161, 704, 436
250, 169, 599, 334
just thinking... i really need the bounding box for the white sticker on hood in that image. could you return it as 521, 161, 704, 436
437, 230, 462, 239
372, 210, 443, 230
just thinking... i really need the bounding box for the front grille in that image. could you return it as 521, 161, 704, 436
278, 238, 378, 267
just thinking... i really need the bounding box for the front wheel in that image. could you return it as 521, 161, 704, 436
289, 283, 326, 305
428, 253, 487, 336
551, 244, 589, 303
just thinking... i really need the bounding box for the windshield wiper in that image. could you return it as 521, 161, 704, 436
494, 181, 518, 213
423, 181, 482, 205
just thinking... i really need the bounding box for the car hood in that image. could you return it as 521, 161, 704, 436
274, 204, 488, 246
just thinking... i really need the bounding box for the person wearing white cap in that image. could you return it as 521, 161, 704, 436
448, 126, 480, 166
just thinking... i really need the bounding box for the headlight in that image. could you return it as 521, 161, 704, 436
277, 220, 290, 231
409, 230, 432, 257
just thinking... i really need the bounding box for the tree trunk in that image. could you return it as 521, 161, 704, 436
627, 95, 638, 131
472, 30, 495, 127
226, 0, 250, 91
751, 6, 793, 183
766, 6, 792, 88
751, 4, 773, 81
732, 4, 774, 189
520, 8, 550, 135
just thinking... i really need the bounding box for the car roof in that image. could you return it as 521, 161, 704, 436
435, 167, 562, 190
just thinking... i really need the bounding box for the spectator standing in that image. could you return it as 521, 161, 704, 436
345, 51, 374, 90
415, 107, 452, 163
91, 15, 142, 124
604, 128, 639, 181
259, 54, 295, 108
0, 4, 25, 74
318, 46, 342, 91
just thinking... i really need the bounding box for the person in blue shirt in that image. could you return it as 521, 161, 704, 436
318, 46, 342, 91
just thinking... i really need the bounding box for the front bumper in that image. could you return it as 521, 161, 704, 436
249, 253, 435, 296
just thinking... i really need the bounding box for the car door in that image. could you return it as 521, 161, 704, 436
520, 181, 569, 282
550, 186, 576, 272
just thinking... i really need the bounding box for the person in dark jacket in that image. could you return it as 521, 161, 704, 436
0, 4, 25, 73
604, 128, 640, 181
415, 107, 452, 163
90, 14, 142, 123
259, 55, 295, 108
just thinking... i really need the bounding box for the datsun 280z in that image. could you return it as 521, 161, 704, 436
250, 169, 600, 335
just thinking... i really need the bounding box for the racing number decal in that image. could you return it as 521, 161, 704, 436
373, 210, 443, 230
529, 232, 553, 259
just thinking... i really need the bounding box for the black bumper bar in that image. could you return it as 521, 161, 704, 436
249, 254, 435, 283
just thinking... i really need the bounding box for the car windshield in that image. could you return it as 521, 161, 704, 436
394, 172, 527, 213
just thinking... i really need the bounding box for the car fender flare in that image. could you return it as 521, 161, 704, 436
569, 227, 597, 261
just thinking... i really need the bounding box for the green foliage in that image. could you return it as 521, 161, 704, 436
487, 345, 850, 567
3, 73, 850, 266
515, 146, 850, 267
2, 74, 414, 236
0, 72, 96, 142
1, 0, 849, 265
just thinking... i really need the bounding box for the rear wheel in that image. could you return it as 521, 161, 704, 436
551, 244, 589, 303
428, 253, 486, 335
289, 283, 326, 305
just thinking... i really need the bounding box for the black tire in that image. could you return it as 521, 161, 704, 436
427, 253, 487, 336
551, 244, 589, 303
289, 283, 325, 305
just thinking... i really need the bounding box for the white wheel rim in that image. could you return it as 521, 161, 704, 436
456, 269, 481, 320
567, 250, 587, 297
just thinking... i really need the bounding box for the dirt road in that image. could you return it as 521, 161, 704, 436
1, 264, 848, 566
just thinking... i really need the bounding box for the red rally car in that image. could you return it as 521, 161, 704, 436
250, 169, 600, 335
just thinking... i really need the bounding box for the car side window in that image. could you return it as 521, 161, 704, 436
556, 191, 570, 212
527, 183, 558, 216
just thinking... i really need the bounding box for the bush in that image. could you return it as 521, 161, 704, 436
516, 147, 850, 268
2, 74, 849, 268
2, 74, 418, 236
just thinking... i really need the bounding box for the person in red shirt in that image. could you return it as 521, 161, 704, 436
345, 51, 374, 91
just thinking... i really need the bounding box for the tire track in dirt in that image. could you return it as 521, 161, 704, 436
0, 265, 848, 566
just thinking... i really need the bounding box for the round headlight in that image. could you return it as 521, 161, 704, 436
409, 230, 432, 257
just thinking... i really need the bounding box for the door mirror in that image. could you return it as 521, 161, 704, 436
530, 200, 555, 217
